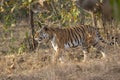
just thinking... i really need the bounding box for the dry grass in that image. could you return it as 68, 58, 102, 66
0, 23, 120, 80
0, 48, 120, 80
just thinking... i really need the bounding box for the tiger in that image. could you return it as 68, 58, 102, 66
34, 24, 114, 64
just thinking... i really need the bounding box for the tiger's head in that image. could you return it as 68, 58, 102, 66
34, 26, 51, 43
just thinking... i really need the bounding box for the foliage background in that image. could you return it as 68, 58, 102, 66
0, 0, 120, 28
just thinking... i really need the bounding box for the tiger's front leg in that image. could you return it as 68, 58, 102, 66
52, 48, 61, 64
82, 50, 89, 62
52, 48, 65, 64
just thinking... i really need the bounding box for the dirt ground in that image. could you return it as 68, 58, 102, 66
0, 23, 120, 80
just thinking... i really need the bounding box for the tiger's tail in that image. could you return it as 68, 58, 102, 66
96, 28, 114, 46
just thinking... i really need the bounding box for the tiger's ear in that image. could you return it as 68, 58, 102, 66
43, 26, 48, 31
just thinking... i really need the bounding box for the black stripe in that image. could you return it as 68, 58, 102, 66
68, 42, 70, 47
93, 42, 98, 47
69, 28, 74, 47
73, 27, 79, 44
70, 28, 76, 47
74, 27, 81, 45
77, 26, 84, 39
66, 28, 71, 47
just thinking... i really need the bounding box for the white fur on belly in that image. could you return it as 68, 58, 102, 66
64, 40, 79, 48
73, 40, 79, 46
64, 43, 70, 48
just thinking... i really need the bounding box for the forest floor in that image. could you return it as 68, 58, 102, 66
0, 22, 120, 80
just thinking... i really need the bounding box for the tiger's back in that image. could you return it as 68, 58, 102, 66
53, 25, 108, 49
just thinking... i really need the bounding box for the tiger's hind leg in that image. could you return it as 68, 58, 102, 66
97, 47, 106, 59
52, 48, 64, 64
92, 41, 106, 59
100, 51, 106, 58
52, 48, 60, 64
82, 47, 90, 62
